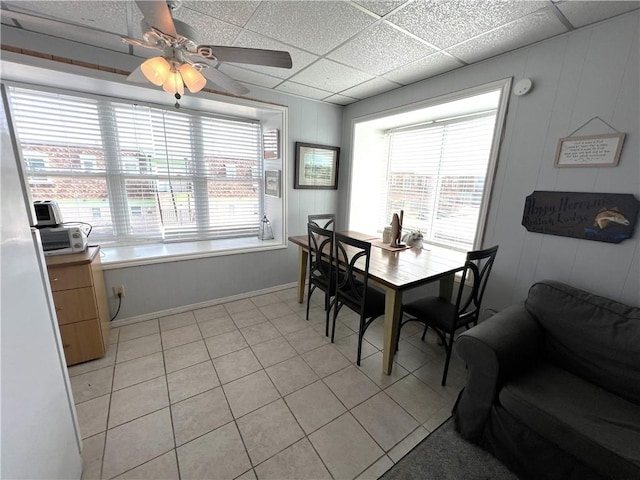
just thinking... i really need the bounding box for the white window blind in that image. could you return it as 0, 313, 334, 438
382, 113, 496, 251
7, 86, 262, 245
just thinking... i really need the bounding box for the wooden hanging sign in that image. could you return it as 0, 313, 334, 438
522, 191, 639, 244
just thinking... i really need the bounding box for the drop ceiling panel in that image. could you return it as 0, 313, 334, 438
387, 0, 547, 49
383, 52, 464, 85
327, 22, 437, 76
339, 77, 401, 100
447, 9, 567, 64
275, 81, 333, 101
183, 1, 260, 28
218, 64, 283, 88
352, 0, 410, 17
323, 94, 359, 105
4, 1, 130, 35
172, 8, 241, 46
555, 1, 640, 28
245, 1, 377, 55
287, 58, 375, 92
231, 30, 318, 79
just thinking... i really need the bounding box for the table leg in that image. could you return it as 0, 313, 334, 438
439, 274, 455, 300
382, 286, 403, 375
296, 247, 308, 304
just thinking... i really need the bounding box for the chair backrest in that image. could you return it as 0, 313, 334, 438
454, 245, 499, 324
307, 222, 334, 289
308, 213, 336, 230
333, 232, 371, 317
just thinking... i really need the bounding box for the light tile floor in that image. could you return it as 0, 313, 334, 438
71, 287, 467, 480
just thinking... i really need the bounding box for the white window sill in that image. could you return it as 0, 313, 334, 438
98, 237, 287, 269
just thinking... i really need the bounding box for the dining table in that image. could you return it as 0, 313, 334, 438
288, 231, 467, 374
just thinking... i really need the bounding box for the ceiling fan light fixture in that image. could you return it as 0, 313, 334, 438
179, 64, 206, 93
141, 56, 171, 86
162, 70, 185, 95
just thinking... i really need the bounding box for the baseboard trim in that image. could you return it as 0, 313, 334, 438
111, 281, 300, 328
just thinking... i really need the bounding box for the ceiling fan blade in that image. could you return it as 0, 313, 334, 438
199, 66, 249, 96
126, 65, 148, 83
135, 0, 177, 38
196, 46, 292, 69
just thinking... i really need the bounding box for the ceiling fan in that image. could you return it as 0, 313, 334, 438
123, 0, 292, 100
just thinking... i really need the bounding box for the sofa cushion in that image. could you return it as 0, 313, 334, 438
524, 280, 640, 404
499, 362, 640, 479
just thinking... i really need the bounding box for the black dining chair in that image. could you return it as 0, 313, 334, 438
306, 222, 335, 336
330, 232, 386, 365
396, 245, 499, 386
308, 213, 336, 230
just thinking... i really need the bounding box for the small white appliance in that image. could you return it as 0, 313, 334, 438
33, 200, 63, 226
40, 226, 88, 255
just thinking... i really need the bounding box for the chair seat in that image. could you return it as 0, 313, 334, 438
403, 296, 456, 330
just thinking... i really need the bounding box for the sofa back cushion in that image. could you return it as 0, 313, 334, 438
525, 280, 640, 404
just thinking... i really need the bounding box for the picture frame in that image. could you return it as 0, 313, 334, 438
554, 133, 625, 168
264, 170, 281, 198
294, 142, 340, 190
263, 129, 280, 160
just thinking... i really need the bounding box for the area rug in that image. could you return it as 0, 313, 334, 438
381, 417, 519, 480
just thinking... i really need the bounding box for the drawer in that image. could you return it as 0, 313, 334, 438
48, 264, 92, 292
59, 319, 105, 366
53, 287, 97, 325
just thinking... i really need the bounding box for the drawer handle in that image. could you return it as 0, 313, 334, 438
52, 277, 58, 282
56, 306, 64, 311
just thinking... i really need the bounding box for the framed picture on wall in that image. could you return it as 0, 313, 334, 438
264, 170, 281, 197
554, 133, 625, 167
294, 142, 340, 189
263, 129, 280, 160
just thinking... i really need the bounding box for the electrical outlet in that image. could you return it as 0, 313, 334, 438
113, 285, 125, 298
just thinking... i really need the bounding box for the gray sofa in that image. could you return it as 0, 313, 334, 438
453, 280, 640, 480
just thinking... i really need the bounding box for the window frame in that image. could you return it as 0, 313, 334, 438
347, 79, 512, 251
4, 80, 288, 266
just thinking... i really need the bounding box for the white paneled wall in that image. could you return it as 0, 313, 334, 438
342, 12, 639, 310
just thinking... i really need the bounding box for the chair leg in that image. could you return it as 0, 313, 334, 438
441, 337, 454, 386
421, 323, 429, 341
357, 317, 365, 366
330, 303, 339, 343
305, 284, 312, 321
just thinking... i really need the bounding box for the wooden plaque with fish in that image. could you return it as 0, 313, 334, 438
522, 191, 639, 244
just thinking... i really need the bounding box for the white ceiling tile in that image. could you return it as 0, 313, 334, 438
231, 30, 318, 79
288, 59, 375, 92
275, 81, 333, 100
327, 22, 437, 76
383, 52, 464, 85
352, 0, 409, 17
339, 77, 401, 99
245, 1, 376, 55
183, 1, 261, 27
172, 8, 241, 46
555, 1, 640, 28
446, 9, 567, 64
3, 1, 130, 35
387, 0, 548, 49
218, 64, 283, 88
323, 94, 359, 105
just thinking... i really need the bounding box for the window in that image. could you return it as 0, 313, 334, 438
7, 86, 264, 246
349, 82, 510, 251
23, 151, 51, 184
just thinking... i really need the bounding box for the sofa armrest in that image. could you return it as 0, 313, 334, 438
453, 304, 543, 441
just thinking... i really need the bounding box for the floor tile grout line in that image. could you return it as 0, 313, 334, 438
80, 290, 457, 480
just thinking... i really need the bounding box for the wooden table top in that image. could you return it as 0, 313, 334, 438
288, 233, 466, 291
